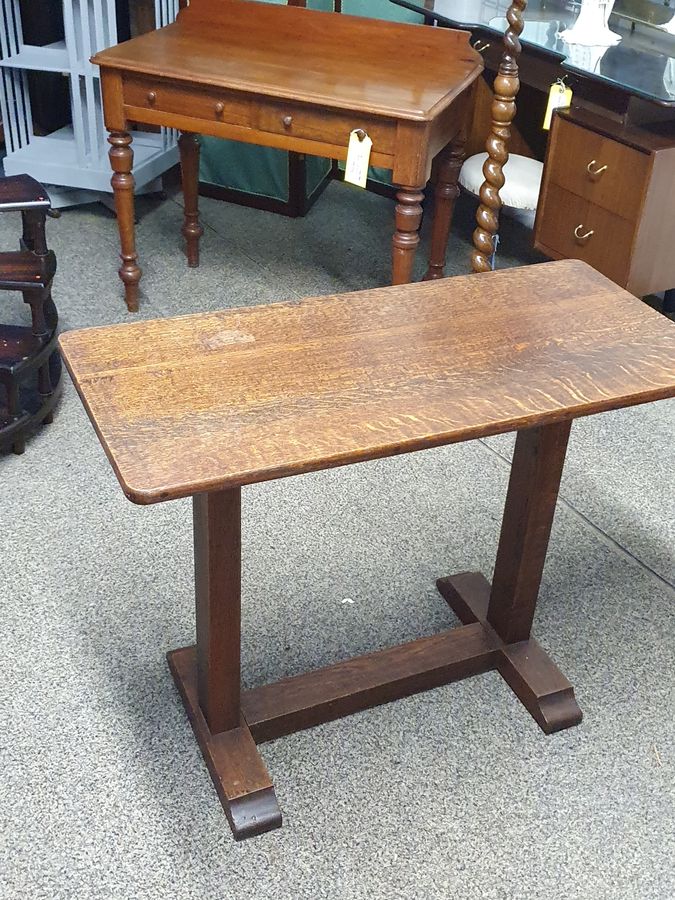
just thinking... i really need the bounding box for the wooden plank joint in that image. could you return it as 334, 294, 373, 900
437, 571, 583, 734
167, 568, 583, 839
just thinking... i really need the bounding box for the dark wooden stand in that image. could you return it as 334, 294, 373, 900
0, 175, 61, 454
167, 420, 581, 840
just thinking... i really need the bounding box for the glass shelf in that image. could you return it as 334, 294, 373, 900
392, 0, 675, 105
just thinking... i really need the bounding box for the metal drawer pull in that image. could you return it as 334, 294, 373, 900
574, 224, 594, 243
282, 115, 293, 128
586, 160, 608, 177
472, 40, 490, 52
214, 102, 225, 115
147, 91, 157, 104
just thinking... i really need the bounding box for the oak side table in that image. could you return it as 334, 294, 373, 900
60, 260, 675, 840
93, 0, 482, 311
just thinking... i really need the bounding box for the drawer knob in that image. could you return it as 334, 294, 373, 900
282, 115, 293, 128
586, 160, 608, 177
214, 102, 225, 116
574, 224, 595, 244
147, 91, 157, 105
472, 40, 490, 52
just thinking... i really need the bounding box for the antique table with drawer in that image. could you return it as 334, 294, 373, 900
60, 260, 675, 840
93, 0, 483, 311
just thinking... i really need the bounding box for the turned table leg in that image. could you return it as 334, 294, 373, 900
423, 133, 466, 281
391, 186, 424, 285
108, 131, 142, 312
167, 488, 282, 840
178, 132, 204, 267
7, 382, 25, 454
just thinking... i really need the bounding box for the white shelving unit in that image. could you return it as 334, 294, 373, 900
0, 0, 180, 207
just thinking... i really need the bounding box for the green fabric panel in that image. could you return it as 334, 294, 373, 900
200, 137, 289, 200
200, 145, 332, 202
247, 0, 338, 7
341, 0, 423, 23
335, 160, 392, 186
306, 155, 332, 194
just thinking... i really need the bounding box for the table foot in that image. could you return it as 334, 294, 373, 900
500, 641, 582, 733
168, 646, 282, 840
436, 572, 582, 734
123, 282, 140, 314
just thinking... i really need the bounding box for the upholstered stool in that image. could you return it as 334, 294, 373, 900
460, 152, 543, 227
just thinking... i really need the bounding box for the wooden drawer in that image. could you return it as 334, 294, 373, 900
123, 76, 251, 127
534, 183, 635, 287
545, 115, 651, 221
254, 100, 395, 155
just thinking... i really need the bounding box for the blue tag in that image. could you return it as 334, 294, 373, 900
490, 234, 500, 271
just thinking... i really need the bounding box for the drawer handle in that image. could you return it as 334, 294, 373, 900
472, 40, 490, 52
574, 224, 595, 244
586, 160, 608, 177
147, 91, 157, 105
214, 102, 225, 116
282, 115, 293, 129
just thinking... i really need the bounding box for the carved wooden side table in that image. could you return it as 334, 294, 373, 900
93, 0, 483, 311
60, 260, 675, 839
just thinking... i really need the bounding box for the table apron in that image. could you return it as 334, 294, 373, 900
124, 104, 397, 170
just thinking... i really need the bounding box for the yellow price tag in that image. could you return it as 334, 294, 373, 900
543, 81, 573, 131
344, 129, 373, 188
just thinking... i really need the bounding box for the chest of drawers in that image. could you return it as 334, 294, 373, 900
534, 108, 675, 297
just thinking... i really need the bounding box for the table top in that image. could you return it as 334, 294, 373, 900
392, 0, 675, 106
59, 260, 675, 505
93, 0, 482, 121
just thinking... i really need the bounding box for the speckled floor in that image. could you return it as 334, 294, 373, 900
1, 183, 673, 900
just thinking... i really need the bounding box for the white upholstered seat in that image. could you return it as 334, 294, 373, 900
459, 152, 543, 219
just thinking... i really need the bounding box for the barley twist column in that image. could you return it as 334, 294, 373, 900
471, 0, 527, 274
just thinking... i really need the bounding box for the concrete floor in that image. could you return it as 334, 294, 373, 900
1, 183, 673, 900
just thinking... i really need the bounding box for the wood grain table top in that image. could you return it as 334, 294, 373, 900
92, 0, 481, 121
59, 260, 675, 504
